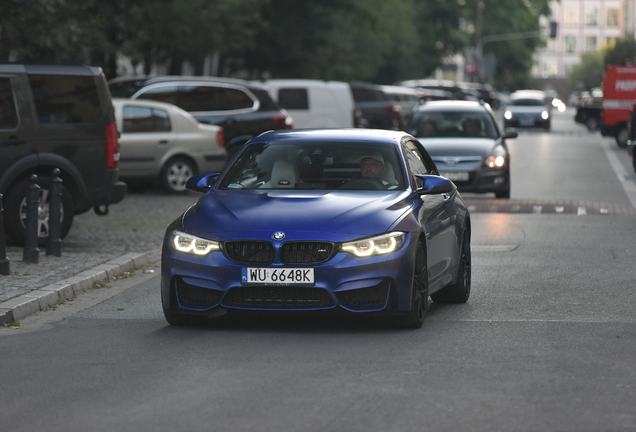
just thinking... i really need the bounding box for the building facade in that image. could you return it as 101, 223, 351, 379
534, 0, 626, 79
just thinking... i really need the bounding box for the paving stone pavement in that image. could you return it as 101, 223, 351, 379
0, 190, 200, 324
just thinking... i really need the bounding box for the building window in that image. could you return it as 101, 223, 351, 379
565, 36, 577, 54
564, 7, 579, 26
542, 61, 558, 78
586, 36, 598, 51
585, 7, 598, 26
607, 9, 619, 27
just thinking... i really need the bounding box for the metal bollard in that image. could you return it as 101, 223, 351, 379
0, 193, 10, 275
23, 174, 40, 264
47, 168, 62, 257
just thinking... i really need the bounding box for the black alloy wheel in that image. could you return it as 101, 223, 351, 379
431, 226, 471, 304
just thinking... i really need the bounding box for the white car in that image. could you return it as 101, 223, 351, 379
260, 79, 357, 129
112, 98, 227, 193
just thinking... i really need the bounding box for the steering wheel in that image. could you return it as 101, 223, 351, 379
341, 177, 385, 190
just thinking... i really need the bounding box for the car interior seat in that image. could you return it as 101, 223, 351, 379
263, 160, 299, 188
382, 162, 398, 186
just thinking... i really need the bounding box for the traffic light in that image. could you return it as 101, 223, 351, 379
550, 21, 558, 38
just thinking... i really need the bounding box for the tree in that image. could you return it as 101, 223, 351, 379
566, 51, 604, 94
604, 35, 636, 66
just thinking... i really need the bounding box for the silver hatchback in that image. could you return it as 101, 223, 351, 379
113, 98, 227, 193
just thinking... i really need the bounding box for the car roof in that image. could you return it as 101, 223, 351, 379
510, 90, 545, 99
109, 75, 267, 90
112, 97, 181, 110
412, 100, 486, 112
249, 128, 409, 146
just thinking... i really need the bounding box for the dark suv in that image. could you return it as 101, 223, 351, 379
0, 64, 127, 245
108, 76, 292, 156
349, 81, 402, 130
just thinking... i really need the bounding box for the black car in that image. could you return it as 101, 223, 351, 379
349, 81, 402, 130
1, 64, 127, 245
109, 76, 292, 156
574, 94, 603, 131
406, 100, 516, 199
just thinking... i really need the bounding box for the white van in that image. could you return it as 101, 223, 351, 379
260, 79, 356, 129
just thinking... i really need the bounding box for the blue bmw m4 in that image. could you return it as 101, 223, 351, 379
161, 129, 471, 328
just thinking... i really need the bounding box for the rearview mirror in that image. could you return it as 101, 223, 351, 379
415, 175, 455, 195
186, 173, 219, 193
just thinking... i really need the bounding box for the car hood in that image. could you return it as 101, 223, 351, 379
416, 137, 498, 157
182, 189, 413, 241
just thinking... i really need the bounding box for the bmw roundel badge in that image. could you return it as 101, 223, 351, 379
273, 232, 286, 240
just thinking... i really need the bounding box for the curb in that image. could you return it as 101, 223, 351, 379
0, 249, 161, 326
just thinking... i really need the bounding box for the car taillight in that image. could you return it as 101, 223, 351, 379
216, 128, 225, 147
105, 122, 119, 169
273, 115, 293, 129
387, 104, 403, 130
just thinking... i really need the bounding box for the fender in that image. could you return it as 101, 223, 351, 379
0, 153, 88, 200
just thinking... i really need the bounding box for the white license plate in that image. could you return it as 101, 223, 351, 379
440, 171, 469, 181
242, 268, 314, 284
519, 117, 535, 126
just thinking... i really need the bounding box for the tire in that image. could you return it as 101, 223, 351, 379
585, 117, 599, 131
398, 242, 428, 329
160, 157, 196, 194
495, 187, 510, 199
431, 226, 471, 304
616, 126, 629, 148
3, 176, 74, 246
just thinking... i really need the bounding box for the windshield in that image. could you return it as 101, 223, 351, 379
218, 141, 407, 191
508, 98, 545, 107
406, 110, 499, 139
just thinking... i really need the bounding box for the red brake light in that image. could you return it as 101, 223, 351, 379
273, 115, 293, 129
105, 122, 119, 169
216, 128, 225, 147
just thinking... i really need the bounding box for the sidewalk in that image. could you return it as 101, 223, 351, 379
0, 190, 199, 326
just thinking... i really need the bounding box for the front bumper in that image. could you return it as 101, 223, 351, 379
161, 231, 418, 317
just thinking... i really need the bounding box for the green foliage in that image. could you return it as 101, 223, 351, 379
604, 35, 636, 67
566, 51, 605, 94
0, 0, 553, 85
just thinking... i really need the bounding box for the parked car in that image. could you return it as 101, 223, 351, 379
503, 90, 551, 131
0, 64, 126, 245
574, 93, 603, 131
260, 79, 357, 128
349, 81, 402, 129
108, 76, 292, 156
161, 128, 471, 329
379, 84, 425, 116
406, 100, 516, 198
112, 98, 227, 193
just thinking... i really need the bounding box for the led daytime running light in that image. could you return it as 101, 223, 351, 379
342, 232, 405, 257
172, 231, 220, 255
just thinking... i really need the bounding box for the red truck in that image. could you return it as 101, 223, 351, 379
600, 65, 636, 147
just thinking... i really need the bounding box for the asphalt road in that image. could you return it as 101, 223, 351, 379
1, 109, 635, 432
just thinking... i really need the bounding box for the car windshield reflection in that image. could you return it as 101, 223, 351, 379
218, 141, 408, 191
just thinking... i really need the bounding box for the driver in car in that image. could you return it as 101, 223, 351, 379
360, 153, 385, 180
359, 153, 397, 189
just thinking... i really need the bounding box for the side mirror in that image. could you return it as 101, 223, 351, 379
186, 173, 219, 193
504, 128, 518, 139
415, 174, 455, 195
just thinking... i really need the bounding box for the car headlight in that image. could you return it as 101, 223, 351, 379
484, 145, 507, 168
342, 232, 406, 257
541, 110, 550, 120
172, 231, 220, 255
504, 110, 512, 120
